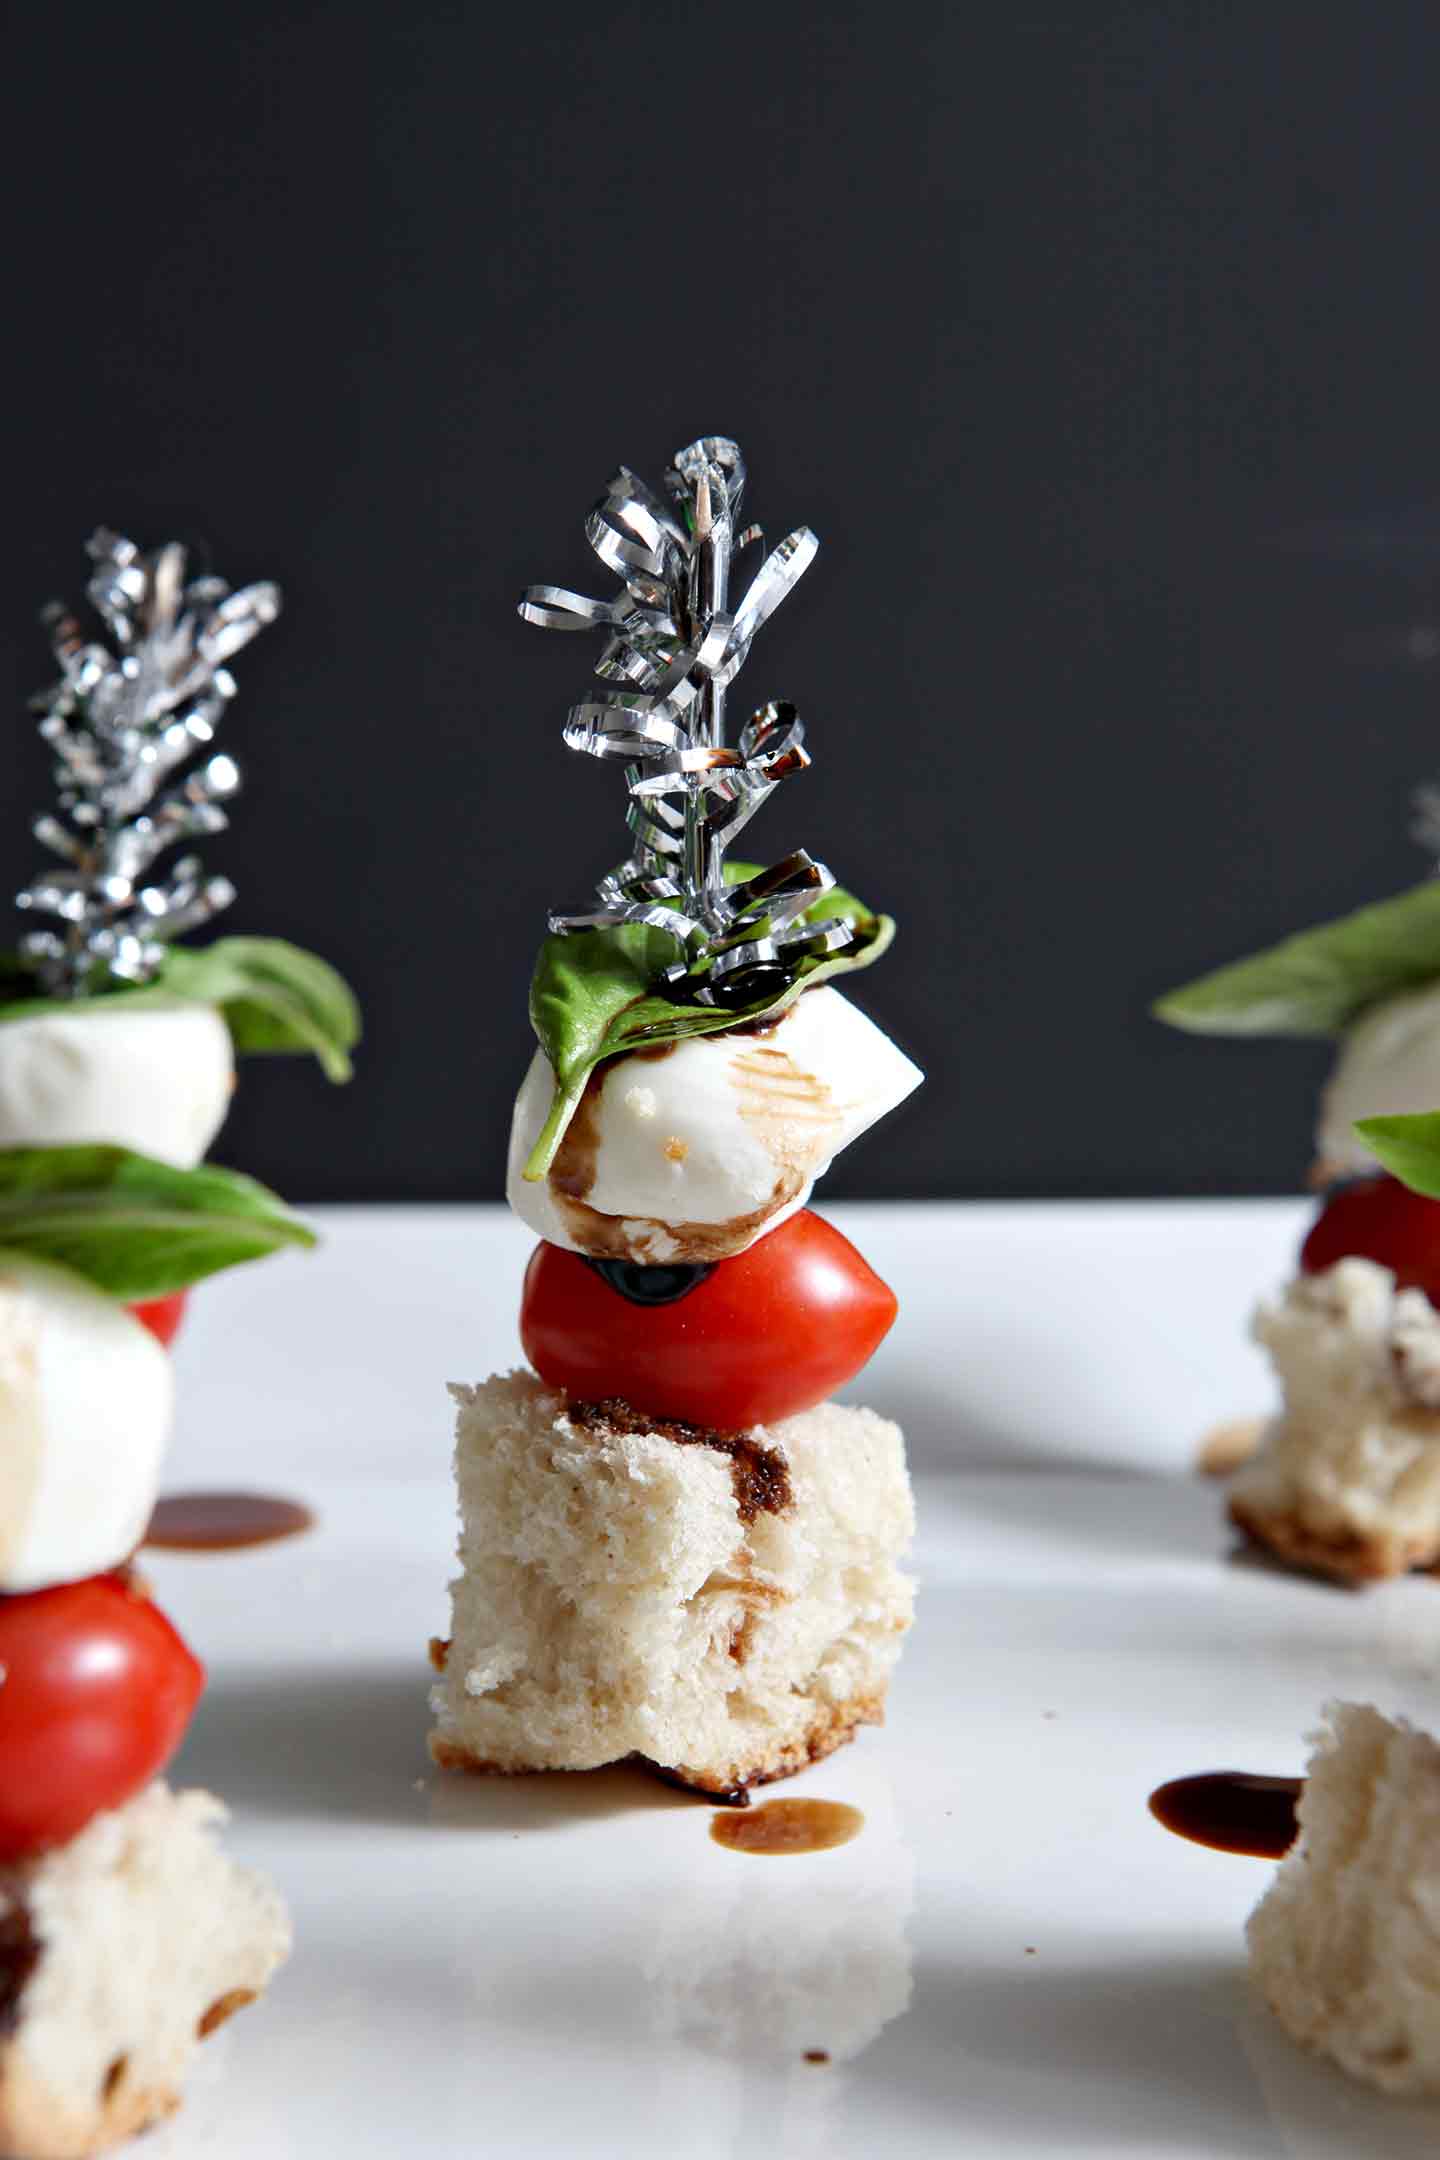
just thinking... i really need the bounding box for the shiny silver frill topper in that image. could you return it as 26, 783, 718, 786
520, 435, 859, 1005
17, 529, 279, 995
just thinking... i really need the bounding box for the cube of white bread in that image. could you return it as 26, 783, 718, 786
1232, 1259, 1440, 1582
0, 1256, 173, 1594
0, 1784, 289, 2160
1248, 1703, 1440, 2096
429, 1371, 914, 1794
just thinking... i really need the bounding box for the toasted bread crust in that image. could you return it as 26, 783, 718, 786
1228, 1493, 1440, 1584
671, 1684, 888, 1792
430, 1681, 888, 1794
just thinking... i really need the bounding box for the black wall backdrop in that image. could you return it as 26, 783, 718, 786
5, 3, 1440, 1202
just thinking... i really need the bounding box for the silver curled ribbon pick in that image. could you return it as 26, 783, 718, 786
519, 435, 858, 1005
16, 530, 279, 994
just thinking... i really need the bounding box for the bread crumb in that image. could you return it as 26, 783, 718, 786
1197, 1417, 1264, 1478
664, 1136, 688, 1163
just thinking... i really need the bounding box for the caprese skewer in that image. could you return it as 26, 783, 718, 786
429, 436, 922, 1797
0, 1149, 310, 2156
2, 530, 359, 1347
1159, 865, 1440, 1579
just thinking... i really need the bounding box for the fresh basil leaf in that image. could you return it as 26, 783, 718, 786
1154, 881, 1440, 1038
159, 938, 361, 1081
1353, 1112, 1440, 1199
523, 867, 895, 1180
0, 1145, 316, 1298
0, 937, 360, 1082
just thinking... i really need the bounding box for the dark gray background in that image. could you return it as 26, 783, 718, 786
4, 2, 1439, 1202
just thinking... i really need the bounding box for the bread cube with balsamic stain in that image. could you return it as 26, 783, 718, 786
429, 1371, 914, 1796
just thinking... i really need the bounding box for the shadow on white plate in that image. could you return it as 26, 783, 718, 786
174, 1665, 697, 1829
850, 1951, 1270, 2152
1224, 1538, 1364, 1593
866, 1374, 1143, 1479
948, 1467, 1224, 1572
860, 1948, 1440, 2154
1237, 1988, 1440, 2157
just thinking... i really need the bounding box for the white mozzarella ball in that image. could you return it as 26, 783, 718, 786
0, 1002, 234, 1168
507, 985, 922, 1262
0, 1255, 173, 1592
1317, 981, 1440, 1176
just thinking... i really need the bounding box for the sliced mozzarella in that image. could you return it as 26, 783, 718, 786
0, 1002, 234, 1169
1317, 981, 1440, 1176
0, 1255, 172, 1592
507, 984, 923, 1262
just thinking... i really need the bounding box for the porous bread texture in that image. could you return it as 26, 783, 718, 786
0, 1783, 289, 2160
1231, 1259, 1440, 1582
429, 1369, 914, 1793
1248, 1703, 1440, 2096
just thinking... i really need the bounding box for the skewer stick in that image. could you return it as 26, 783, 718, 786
688, 465, 731, 922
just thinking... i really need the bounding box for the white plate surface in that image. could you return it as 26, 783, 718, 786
133, 1201, 1440, 2158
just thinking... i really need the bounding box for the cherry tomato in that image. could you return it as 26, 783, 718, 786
1301, 1171, 1440, 1305
128, 1289, 190, 1348
520, 1209, 898, 1429
0, 1575, 205, 1861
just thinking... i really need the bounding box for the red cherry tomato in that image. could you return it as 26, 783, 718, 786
520, 1209, 898, 1429
1301, 1172, 1440, 1305
0, 1575, 205, 1861
127, 1289, 190, 1348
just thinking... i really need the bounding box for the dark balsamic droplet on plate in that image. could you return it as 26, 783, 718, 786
583, 1258, 715, 1305
144, 1492, 316, 1552
1148, 1771, 1302, 1858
